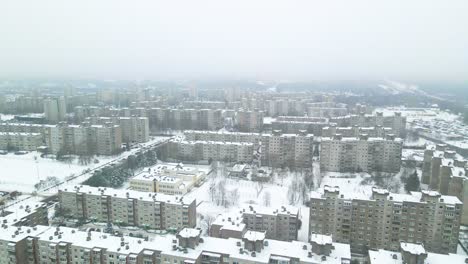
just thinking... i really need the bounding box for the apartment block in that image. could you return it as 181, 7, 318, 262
368, 242, 467, 264
309, 186, 462, 254
117, 116, 149, 143
320, 134, 402, 173
236, 108, 264, 132
261, 130, 314, 168
147, 108, 223, 131
0, 226, 351, 264
0, 200, 49, 227
271, 119, 330, 136
58, 185, 196, 230
162, 138, 254, 163
0, 132, 42, 151
184, 130, 262, 147
0, 122, 121, 155
330, 112, 407, 138
421, 144, 468, 225
130, 163, 209, 195
0, 225, 50, 264
43, 97, 67, 123
306, 102, 348, 118
322, 125, 393, 138
211, 204, 300, 241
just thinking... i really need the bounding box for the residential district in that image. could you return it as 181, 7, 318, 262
0, 83, 467, 264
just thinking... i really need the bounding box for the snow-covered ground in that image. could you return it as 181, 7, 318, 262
0, 136, 171, 194
0, 114, 15, 121
184, 169, 310, 242
0, 152, 114, 193
320, 172, 373, 197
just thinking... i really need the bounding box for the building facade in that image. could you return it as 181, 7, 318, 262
320, 134, 402, 173
58, 185, 196, 230
211, 205, 300, 241
309, 186, 462, 254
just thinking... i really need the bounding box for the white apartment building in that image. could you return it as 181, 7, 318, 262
184, 130, 262, 147
310, 186, 462, 254
271, 120, 331, 136
322, 125, 393, 138
59, 185, 196, 230
330, 112, 407, 138
117, 116, 149, 143
261, 130, 314, 168
236, 108, 264, 132
0, 132, 42, 151
320, 134, 402, 173
43, 97, 66, 123
0, 122, 121, 155
0, 225, 352, 264
422, 144, 468, 225
162, 138, 254, 163
130, 163, 209, 195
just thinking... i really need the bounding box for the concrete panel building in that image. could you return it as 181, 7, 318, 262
320, 134, 402, 173
58, 185, 196, 230
310, 186, 462, 254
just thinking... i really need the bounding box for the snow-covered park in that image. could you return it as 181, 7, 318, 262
0, 152, 114, 193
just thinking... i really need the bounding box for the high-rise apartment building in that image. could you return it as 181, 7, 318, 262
261, 130, 314, 168
309, 186, 462, 254
43, 97, 67, 123
59, 185, 196, 230
422, 144, 468, 225
320, 134, 402, 173
236, 108, 264, 132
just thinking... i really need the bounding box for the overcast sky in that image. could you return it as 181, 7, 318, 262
1, 0, 467, 81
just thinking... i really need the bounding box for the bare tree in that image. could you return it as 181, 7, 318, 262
229, 188, 240, 207
255, 181, 264, 198
263, 191, 271, 207
201, 214, 216, 235
209, 181, 216, 202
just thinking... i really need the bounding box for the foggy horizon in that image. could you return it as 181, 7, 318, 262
1, 0, 468, 81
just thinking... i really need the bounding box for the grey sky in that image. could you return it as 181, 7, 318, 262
1, 0, 467, 81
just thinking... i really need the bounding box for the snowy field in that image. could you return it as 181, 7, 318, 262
0, 136, 171, 194
0, 152, 114, 193
184, 168, 311, 242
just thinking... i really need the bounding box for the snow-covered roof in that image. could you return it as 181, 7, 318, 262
310, 234, 333, 245
243, 230, 265, 241
61, 185, 194, 206
368, 246, 467, 264
312, 186, 462, 205
400, 242, 426, 255
178, 228, 201, 238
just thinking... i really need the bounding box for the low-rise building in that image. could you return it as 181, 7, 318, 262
211, 204, 300, 241
130, 163, 209, 195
